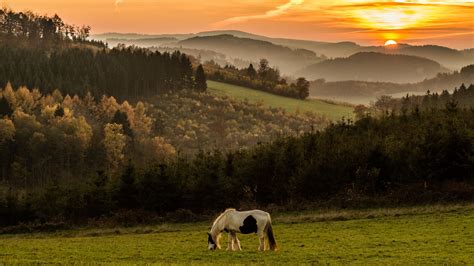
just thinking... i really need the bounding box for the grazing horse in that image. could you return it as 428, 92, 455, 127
207, 208, 277, 251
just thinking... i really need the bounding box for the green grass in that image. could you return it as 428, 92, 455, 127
208, 81, 354, 121
1, 205, 473, 264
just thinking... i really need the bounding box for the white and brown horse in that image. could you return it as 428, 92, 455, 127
207, 208, 277, 251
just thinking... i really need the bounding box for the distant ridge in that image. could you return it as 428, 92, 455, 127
92, 30, 473, 72
298, 52, 447, 83
178, 34, 325, 74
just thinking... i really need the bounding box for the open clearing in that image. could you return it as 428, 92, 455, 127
208, 81, 354, 121
1, 205, 473, 264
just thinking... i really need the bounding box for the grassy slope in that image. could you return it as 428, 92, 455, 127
208, 81, 354, 121
1, 205, 473, 264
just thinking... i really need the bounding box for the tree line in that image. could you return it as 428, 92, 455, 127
0, 7, 102, 48
205, 59, 310, 100
355, 83, 474, 118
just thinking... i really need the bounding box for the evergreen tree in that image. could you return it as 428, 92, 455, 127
111, 110, 133, 137
0, 97, 13, 117
54, 106, 65, 117
194, 64, 207, 92
246, 64, 257, 79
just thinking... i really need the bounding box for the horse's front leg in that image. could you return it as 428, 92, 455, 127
227, 232, 234, 251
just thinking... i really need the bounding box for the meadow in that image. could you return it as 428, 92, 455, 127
1, 204, 473, 264
208, 81, 354, 121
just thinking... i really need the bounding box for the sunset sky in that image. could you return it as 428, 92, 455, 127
3, 0, 473, 48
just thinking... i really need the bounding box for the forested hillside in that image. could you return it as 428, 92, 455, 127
0, 8, 208, 100
205, 59, 310, 99
362, 83, 474, 118
0, 46, 206, 99
0, 84, 326, 188
2, 92, 473, 226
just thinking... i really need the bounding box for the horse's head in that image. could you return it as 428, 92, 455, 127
207, 232, 217, 250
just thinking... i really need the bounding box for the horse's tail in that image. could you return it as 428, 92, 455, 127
265, 219, 278, 251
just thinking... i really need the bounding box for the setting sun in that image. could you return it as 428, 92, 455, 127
385, 40, 398, 46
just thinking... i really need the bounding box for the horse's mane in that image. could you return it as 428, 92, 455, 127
212, 208, 236, 227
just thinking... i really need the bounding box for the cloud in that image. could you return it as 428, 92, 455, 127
213, 0, 304, 27
114, 0, 124, 12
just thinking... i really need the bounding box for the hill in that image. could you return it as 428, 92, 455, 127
93, 30, 472, 71
178, 35, 324, 74
309, 64, 474, 104
298, 52, 447, 83
105, 37, 177, 47
358, 45, 473, 70
208, 81, 354, 120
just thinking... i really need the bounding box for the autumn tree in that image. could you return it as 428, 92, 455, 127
103, 123, 126, 176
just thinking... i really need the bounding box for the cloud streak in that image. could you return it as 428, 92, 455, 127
213, 0, 304, 27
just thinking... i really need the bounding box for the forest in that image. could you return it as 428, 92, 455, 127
0, 8, 208, 99
1, 83, 473, 226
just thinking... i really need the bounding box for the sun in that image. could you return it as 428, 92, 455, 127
384, 40, 398, 46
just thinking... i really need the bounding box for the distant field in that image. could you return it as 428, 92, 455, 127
208, 81, 354, 121
1, 205, 473, 264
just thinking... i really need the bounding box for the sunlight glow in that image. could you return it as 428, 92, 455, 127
352, 5, 430, 30
384, 39, 398, 46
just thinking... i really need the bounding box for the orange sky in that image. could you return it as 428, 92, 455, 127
3, 0, 474, 48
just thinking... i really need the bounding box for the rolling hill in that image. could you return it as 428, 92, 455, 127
178, 35, 325, 74
207, 80, 354, 120
358, 45, 473, 70
309, 64, 474, 104
93, 30, 472, 80
298, 52, 447, 83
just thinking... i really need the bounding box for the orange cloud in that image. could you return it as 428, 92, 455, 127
213, 0, 305, 27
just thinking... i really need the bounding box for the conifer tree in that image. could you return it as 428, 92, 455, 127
194, 64, 207, 92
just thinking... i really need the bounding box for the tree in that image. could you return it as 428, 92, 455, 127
111, 110, 133, 137
0, 118, 15, 143
194, 64, 207, 92
54, 106, 65, 117
257, 58, 270, 80
0, 97, 13, 117
295, 77, 310, 99
353, 105, 369, 120
246, 64, 257, 79
103, 123, 126, 176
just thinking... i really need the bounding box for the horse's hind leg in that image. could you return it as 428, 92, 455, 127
233, 234, 242, 251
258, 235, 265, 251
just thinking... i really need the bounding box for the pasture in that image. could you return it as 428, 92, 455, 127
1, 205, 473, 264
208, 81, 354, 121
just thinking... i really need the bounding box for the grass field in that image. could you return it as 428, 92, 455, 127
208, 81, 354, 121
1, 205, 473, 264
